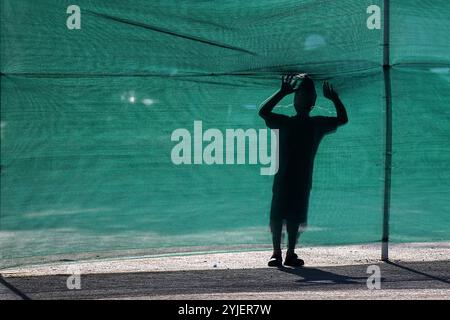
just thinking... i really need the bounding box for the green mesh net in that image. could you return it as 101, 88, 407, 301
1, 0, 449, 268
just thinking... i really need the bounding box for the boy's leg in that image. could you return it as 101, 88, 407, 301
270, 218, 283, 256
284, 220, 304, 266
286, 220, 301, 256
284, 221, 305, 267
268, 218, 283, 267
286, 188, 309, 258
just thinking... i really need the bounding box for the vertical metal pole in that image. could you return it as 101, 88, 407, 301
382, 0, 392, 261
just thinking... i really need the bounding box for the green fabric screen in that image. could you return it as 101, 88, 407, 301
1, 0, 449, 267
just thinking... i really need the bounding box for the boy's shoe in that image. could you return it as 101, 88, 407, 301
284, 253, 304, 267
268, 254, 283, 267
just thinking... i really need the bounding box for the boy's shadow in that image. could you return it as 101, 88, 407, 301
276, 266, 368, 285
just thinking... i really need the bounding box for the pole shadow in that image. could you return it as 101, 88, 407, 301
276, 266, 368, 285
386, 260, 450, 285
0, 275, 32, 300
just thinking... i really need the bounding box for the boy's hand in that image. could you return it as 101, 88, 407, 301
323, 81, 339, 101
280, 75, 300, 95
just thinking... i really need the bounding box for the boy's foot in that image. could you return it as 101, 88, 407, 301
268, 254, 283, 267
284, 253, 304, 267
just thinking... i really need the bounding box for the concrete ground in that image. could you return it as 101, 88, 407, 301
1, 242, 449, 300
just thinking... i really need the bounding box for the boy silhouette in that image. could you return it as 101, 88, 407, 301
259, 75, 348, 267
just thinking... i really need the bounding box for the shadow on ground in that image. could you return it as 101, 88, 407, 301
1, 260, 449, 300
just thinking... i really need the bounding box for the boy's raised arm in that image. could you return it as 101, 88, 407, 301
259, 75, 299, 118
323, 81, 348, 125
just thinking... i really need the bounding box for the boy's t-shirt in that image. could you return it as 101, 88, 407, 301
261, 113, 339, 194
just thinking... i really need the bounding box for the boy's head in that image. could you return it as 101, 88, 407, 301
294, 76, 317, 114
